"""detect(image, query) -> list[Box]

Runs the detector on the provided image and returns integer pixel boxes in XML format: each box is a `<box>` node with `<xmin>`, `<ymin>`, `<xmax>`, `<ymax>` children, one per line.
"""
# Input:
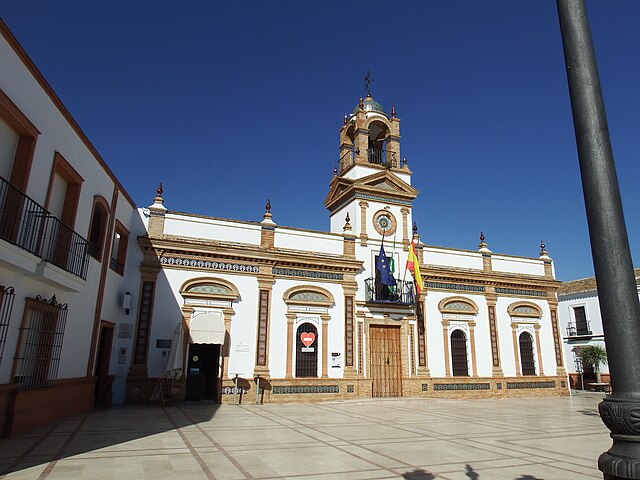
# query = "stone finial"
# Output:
<box><xmin>343</xmin><ymin>114</ymin><xmax>348</xmax><ymax>125</ymax></box>
<box><xmin>262</xmin><ymin>199</ymin><xmax>275</xmax><ymax>225</ymax></box>
<box><xmin>343</xmin><ymin>212</ymin><xmax>352</xmax><ymax>232</ymax></box>
<box><xmin>149</xmin><ymin>181</ymin><xmax>167</xmax><ymax>212</ymax></box>
<box><xmin>540</xmin><ymin>239</ymin><xmax>550</xmax><ymax>258</ymax></box>
<box><xmin>333</xmin><ymin>167</ymin><xmax>337</xmax><ymax>176</ymax></box>
<box><xmin>391</xmin><ymin>104</ymin><xmax>396</xmax><ymax>118</ymax></box>
<box><xmin>402</xmin><ymin>157</ymin><xmax>407</xmax><ymax>166</ymax></box>
<box><xmin>359</xmin><ymin>97</ymin><xmax>364</xmax><ymax>109</ymax></box>
<box><xmin>413</xmin><ymin>222</ymin><xmax>418</xmax><ymax>235</ymax></box>
<box><xmin>479</xmin><ymin>231</ymin><xmax>491</xmax><ymax>253</ymax></box>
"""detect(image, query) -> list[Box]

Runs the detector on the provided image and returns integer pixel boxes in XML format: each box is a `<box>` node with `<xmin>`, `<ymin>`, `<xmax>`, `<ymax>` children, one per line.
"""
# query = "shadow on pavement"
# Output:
<box><xmin>401</xmin><ymin>464</ymin><xmax>544</xmax><ymax>479</ymax></box>
<box><xmin>0</xmin><ymin>403</ymin><xmax>219</xmax><ymax>476</ymax></box>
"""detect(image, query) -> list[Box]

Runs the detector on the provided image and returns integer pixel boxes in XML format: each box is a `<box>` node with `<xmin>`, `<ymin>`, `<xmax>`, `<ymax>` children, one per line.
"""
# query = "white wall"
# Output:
<box><xmin>163</xmin><ymin>214</ymin><xmax>262</xmax><ymax>245</ymax></box>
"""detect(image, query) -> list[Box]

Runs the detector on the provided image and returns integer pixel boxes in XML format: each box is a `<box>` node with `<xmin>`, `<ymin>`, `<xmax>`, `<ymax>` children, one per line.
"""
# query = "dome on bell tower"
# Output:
<box><xmin>352</xmin><ymin>95</ymin><xmax>388</xmax><ymax>118</ymax></box>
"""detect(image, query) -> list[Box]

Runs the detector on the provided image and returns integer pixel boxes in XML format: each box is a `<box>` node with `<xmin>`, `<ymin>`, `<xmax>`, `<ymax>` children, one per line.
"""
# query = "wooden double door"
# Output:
<box><xmin>370</xmin><ymin>325</ymin><xmax>402</xmax><ymax>397</ymax></box>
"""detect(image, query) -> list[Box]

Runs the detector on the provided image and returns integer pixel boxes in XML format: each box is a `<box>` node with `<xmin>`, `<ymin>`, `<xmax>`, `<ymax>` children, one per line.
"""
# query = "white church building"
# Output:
<box><xmin>0</xmin><ymin>18</ymin><xmax>568</xmax><ymax>436</ymax></box>
<box><xmin>125</xmin><ymin>95</ymin><xmax>568</xmax><ymax>405</ymax></box>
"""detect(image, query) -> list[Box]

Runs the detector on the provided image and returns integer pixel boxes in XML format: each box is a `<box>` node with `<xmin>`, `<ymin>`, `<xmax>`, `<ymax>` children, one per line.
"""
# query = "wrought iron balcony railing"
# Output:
<box><xmin>367</xmin><ymin>148</ymin><xmax>398</xmax><ymax>168</ymax></box>
<box><xmin>0</xmin><ymin>176</ymin><xmax>89</xmax><ymax>280</ymax></box>
<box><xmin>365</xmin><ymin>278</ymin><xmax>415</xmax><ymax>305</ymax></box>
<box><xmin>566</xmin><ymin>321</ymin><xmax>593</xmax><ymax>337</ymax></box>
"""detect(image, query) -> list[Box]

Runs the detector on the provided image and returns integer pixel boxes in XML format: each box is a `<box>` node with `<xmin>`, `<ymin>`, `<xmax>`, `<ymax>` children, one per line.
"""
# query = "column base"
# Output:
<box><xmin>343</xmin><ymin>366</ymin><xmax>357</xmax><ymax>378</ymax></box>
<box><xmin>417</xmin><ymin>366</ymin><xmax>431</xmax><ymax>377</ymax></box>
<box><xmin>492</xmin><ymin>367</ymin><xmax>504</xmax><ymax>377</ymax></box>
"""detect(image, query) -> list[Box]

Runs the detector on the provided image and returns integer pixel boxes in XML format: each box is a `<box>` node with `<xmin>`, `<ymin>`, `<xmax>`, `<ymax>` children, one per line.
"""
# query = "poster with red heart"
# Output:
<box><xmin>300</xmin><ymin>332</ymin><xmax>315</xmax><ymax>348</ymax></box>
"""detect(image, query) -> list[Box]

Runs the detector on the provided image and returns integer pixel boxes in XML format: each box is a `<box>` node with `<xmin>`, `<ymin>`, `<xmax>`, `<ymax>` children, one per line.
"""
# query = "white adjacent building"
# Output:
<box><xmin>557</xmin><ymin>269</ymin><xmax>640</xmax><ymax>389</ymax></box>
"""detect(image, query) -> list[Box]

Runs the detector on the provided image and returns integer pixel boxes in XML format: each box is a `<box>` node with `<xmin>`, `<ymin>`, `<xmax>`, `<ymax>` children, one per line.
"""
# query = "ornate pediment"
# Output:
<box><xmin>324</xmin><ymin>170</ymin><xmax>418</xmax><ymax>212</ymax></box>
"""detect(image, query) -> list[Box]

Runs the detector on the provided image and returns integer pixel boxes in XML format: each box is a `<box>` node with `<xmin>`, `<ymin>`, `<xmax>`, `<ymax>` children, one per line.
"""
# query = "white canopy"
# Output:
<box><xmin>189</xmin><ymin>312</ymin><xmax>225</xmax><ymax>344</ymax></box>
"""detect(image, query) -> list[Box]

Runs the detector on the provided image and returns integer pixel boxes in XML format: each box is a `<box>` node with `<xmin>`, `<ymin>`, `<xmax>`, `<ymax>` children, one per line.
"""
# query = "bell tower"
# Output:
<box><xmin>324</xmin><ymin>91</ymin><xmax>418</xmax><ymax>250</ymax></box>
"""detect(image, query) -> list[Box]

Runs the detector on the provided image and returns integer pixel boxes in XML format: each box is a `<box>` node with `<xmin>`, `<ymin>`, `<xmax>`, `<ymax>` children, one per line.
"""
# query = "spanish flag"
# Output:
<box><xmin>406</xmin><ymin>242</ymin><xmax>423</xmax><ymax>294</ymax></box>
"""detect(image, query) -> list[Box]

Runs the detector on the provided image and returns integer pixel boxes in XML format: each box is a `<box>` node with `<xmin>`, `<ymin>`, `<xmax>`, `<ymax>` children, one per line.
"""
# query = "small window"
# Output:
<box><xmin>450</xmin><ymin>329</ymin><xmax>469</xmax><ymax>377</ymax></box>
<box><xmin>110</xmin><ymin>221</ymin><xmax>129</xmax><ymax>275</ymax></box>
<box><xmin>87</xmin><ymin>196</ymin><xmax>110</xmax><ymax>260</ymax></box>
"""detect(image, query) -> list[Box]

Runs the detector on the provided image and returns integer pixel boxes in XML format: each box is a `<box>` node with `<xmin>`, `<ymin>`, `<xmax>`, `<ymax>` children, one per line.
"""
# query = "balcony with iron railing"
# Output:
<box><xmin>0</xmin><ymin>176</ymin><xmax>89</xmax><ymax>280</ymax></box>
<box><xmin>367</xmin><ymin>148</ymin><xmax>399</xmax><ymax>168</ymax></box>
<box><xmin>364</xmin><ymin>278</ymin><xmax>415</xmax><ymax>305</ymax></box>
<box><xmin>566</xmin><ymin>320</ymin><xmax>593</xmax><ymax>337</ymax></box>
<box><xmin>337</xmin><ymin>147</ymin><xmax>406</xmax><ymax>174</ymax></box>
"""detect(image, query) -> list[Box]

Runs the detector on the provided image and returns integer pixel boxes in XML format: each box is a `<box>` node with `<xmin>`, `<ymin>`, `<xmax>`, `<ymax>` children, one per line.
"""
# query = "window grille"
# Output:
<box><xmin>0</xmin><ymin>285</ymin><xmax>16</xmax><ymax>366</ymax></box>
<box><xmin>519</xmin><ymin>331</ymin><xmax>536</xmax><ymax>376</ymax></box>
<box><xmin>13</xmin><ymin>295</ymin><xmax>68</xmax><ymax>389</ymax></box>
<box><xmin>295</xmin><ymin>323</ymin><xmax>318</xmax><ymax>378</ymax></box>
<box><xmin>450</xmin><ymin>329</ymin><xmax>469</xmax><ymax>376</ymax></box>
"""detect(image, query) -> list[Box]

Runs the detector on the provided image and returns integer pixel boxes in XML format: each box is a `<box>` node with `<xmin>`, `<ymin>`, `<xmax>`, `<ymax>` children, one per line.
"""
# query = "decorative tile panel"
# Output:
<box><xmin>134</xmin><ymin>281</ymin><xmax>155</xmax><ymax>364</ymax></box>
<box><xmin>550</xmin><ymin>309</ymin><xmax>563</xmax><ymax>367</ymax></box>
<box><xmin>488</xmin><ymin>305</ymin><xmax>500</xmax><ymax>368</ymax></box>
<box><xmin>434</xmin><ymin>383</ymin><xmax>491</xmax><ymax>391</ymax></box>
<box><xmin>345</xmin><ymin>296</ymin><xmax>354</xmax><ymax>366</ymax></box>
<box><xmin>426</xmin><ymin>282</ymin><xmax>485</xmax><ymax>293</ymax></box>
<box><xmin>187</xmin><ymin>284</ymin><xmax>232</xmax><ymax>295</ymax></box>
<box><xmin>417</xmin><ymin>300</ymin><xmax>426</xmax><ymax>367</ymax></box>
<box><xmin>496</xmin><ymin>288</ymin><xmax>546</xmax><ymax>297</ymax></box>
<box><xmin>506</xmin><ymin>381</ymin><xmax>555</xmax><ymax>389</ymax></box>
<box><xmin>273</xmin><ymin>268</ymin><xmax>343</xmax><ymax>281</ymax></box>
<box><xmin>160</xmin><ymin>256</ymin><xmax>259</xmax><ymax>273</ymax></box>
<box><xmin>290</xmin><ymin>292</ymin><xmax>330</xmax><ymax>302</ymax></box>
<box><xmin>272</xmin><ymin>385</ymin><xmax>339</xmax><ymax>394</ymax></box>
<box><xmin>422</xmin><ymin>384</ymin><xmax>428</xmax><ymax>392</ymax></box>
<box><xmin>256</xmin><ymin>290</ymin><xmax>269</xmax><ymax>366</ymax></box>
<box><xmin>347</xmin><ymin>385</ymin><xmax>354</xmax><ymax>393</ymax></box>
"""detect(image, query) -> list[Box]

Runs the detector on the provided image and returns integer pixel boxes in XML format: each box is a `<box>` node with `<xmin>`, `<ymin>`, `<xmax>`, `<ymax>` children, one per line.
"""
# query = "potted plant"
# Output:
<box><xmin>580</xmin><ymin>345</ymin><xmax>608</xmax><ymax>384</ymax></box>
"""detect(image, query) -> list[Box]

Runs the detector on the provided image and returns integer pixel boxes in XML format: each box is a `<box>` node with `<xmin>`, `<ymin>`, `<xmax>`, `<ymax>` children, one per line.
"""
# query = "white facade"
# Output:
<box><xmin>557</xmin><ymin>270</ymin><xmax>640</xmax><ymax>388</ymax></box>
<box><xmin>0</xmin><ymin>21</ymin><xmax>142</xmax><ymax>435</ymax></box>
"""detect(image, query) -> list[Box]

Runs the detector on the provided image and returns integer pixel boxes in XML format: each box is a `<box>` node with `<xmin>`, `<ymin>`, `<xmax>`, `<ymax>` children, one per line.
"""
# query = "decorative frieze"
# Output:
<box><xmin>272</xmin><ymin>385</ymin><xmax>339</xmax><ymax>394</ymax></box>
<box><xmin>426</xmin><ymin>282</ymin><xmax>485</xmax><ymax>293</ymax></box>
<box><xmin>160</xmin><ymin>256</ymin><xmax>259</xmax><ymax>273</ymax></box>
<box><xmin>496</xmin><ymin>287</ymin><xmax>546</xmax><ymax>297</ymax></box>
<box><xmin>507</xmin><ymin>381</ymin><xmax>555</xmax><ymax>389</ymax></box>
<box><xmin>273</xmin><ymin>268</ymin><xmax>343</xmax><ymax>281</ymax></box>
<box><xmin>434</xmin><ymin>383</ymin><xmax>491</xmax><ymax>391</ymax></box>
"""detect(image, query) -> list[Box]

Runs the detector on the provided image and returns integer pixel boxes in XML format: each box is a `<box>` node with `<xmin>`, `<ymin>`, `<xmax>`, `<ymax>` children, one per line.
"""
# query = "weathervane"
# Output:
<box><xmin>364</xmin><ymin>71</ymin><xmax>373</xmax><ymax>97</ymax></box>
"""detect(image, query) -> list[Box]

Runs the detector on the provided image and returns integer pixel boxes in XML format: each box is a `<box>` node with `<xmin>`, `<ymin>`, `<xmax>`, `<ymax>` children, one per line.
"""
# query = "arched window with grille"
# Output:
<box><xmin>519</xmin><ymin>331</ymin><xmax>536</xmax><ymax>376</ymax></box>
<box><xmin>295</xmin><ymin>322</ymin><xmax>318</xmax><ymax>378</ymax></box>
<box><xmin>450</xmin><ymin>329</ymin><xmax>469</xmax><ymax>377</ymax></box>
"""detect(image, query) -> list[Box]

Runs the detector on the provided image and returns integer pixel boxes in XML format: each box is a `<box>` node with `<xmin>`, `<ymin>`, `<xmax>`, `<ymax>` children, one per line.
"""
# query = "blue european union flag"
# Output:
<box><xmin>376</xmin><ymin>244</ymin><xmax>397</xmax><ymax>286</ymax></box>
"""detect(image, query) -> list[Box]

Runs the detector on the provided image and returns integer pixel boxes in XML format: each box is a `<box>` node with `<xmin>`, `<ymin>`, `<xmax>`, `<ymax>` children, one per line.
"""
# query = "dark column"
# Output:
<box><xmin>557</xmin><ymin>1</ymin><xmax>640</xmax><ymax>478</ymax></box>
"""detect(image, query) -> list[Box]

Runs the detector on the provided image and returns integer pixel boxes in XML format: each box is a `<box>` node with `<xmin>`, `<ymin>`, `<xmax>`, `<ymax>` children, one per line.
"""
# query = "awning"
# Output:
<box><xmin>189</xmin><ymin>312</ymin><xmax>226</xmax><ymax>344</ymax></box>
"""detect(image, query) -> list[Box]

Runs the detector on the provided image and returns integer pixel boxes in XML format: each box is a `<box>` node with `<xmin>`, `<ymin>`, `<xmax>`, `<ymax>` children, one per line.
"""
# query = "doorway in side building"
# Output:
<box><xmin>369</xmin><ymin>325</ymin><xmax>402</xmax><ymax>397</ymax></box>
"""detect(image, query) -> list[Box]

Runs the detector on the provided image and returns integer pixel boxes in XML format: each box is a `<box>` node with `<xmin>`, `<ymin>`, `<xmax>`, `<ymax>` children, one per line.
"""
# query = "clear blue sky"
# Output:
<box><xmin>2</xmin><ymin>1</ymin><xmax>639</xmax><ymax>281</ymax></box>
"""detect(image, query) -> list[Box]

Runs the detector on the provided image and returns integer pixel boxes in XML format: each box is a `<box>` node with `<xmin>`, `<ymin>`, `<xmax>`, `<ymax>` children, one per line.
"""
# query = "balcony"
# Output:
<box><xmin>0</xmin><ymin>176</ymin><xmax>89</xmax><ymax>279</ymax></box>
<box><xmin>367</xmin><ymin>148</ymin><xmax>399</xmax><ymax>168</ymax></box>
<box><xmin>365</xmin><ymin>278</ymin><xmax>415</xmax><ymax>305</ymax></box>
<box><xmin>566</xmin><ymin>321</ymin><xmax>593</xmax><ymax>337</ymax></box>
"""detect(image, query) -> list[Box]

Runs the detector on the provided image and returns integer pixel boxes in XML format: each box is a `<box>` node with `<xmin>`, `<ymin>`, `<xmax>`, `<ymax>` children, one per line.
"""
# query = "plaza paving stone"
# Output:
<box><xmin>0</xmin><ymin>392</ymin><xmax>610</xmax><ymax>479</ymax></box>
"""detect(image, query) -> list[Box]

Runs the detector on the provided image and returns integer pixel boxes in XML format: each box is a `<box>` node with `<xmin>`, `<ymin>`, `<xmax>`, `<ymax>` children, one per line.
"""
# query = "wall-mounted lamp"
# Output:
<box><xmin>122</xmin><ymin>292</ymin><xmax>132</xmax><ymax>315</ymax></box>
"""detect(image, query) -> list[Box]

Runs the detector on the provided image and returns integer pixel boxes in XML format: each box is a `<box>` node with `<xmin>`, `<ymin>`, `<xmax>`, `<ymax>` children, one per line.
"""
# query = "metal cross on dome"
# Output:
<box><xmin>364</xmin><ymin>71</ymin><xmax>373</xmax><ymax>97</ymax></box>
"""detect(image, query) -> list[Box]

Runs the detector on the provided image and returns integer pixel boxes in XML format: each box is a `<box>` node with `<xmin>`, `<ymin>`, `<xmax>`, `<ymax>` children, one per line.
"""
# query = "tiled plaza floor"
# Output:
<box><xmin>0</xmin><ymin>392</ymin><xmax>611</xmax><ymax>479</ymax></box>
